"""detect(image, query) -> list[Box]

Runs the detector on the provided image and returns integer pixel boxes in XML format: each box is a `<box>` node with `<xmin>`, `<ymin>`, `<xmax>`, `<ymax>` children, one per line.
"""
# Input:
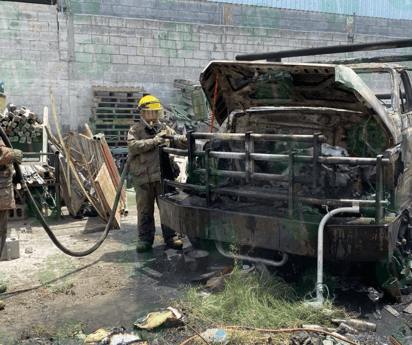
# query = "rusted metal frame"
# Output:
<box><xmin>162</xmin><ymin>178</ymin><xmax>389</xmax><ymax>207</ymax></box>
<box><xmin>313</xmin><ymin>133</ymin><xmax>320</xmax><ymax>188</ymax></box>
<box><xmin>192</xmin><ymin>132</ymin><xmax>326</xmax><ymax>142</ymax></box>
<box><xmin>212</xmin><ymin>187</ymin><xmax>388</xmax><ymax>206</ymax></box>
<box><xmin>245</xmin><ymin>131</ymin><xmax>254</xmax><ymax>183</ymax></box>
<box><xmin>376</xmin><ymin>155</ymin><xmax>384</xmax><ymax>222</ymax></box>
<box><xmin>286</xmin><ymin>146</ymin><xmax>294</xmax><ymax>210</ymax></box>
<box><xmin>163</xmin><ymin>148</ymin><xmax>189</xmax><ymax>156</ymax></box>
<box><xmin>205</xmin><ymin>148</ymin><xmax>211</xmax><ymax>207</ymax></box>
<box><xmin>159</xmin><ymin>146</ymin><xmax>165</xmax><ymax>197</ymax></box>
<box><xmin>194</xmin><ymin>168</ymin><xmax>318</xmax><ymax>184</ymax></box>
<box><xmin>163</xmin><ymin>179</ymin><xmax>207</xmax><ymax>192</ymax></box>
<box><xmin>192</xmin><ymin>151</ymin><xmax>390</xmax><ymax>166</ymax></box>
<box><xmin>187</xmin><ymin>130</ymin><xmax>195</xmax><ymax>177</ymax></box>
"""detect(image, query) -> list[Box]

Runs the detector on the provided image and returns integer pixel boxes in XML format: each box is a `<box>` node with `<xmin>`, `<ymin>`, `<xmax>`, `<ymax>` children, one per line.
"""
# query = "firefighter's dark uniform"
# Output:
<box><xmin>127</xmin><ymin>120</ymin><xmax>187</xmax><ymax>249</ymax></box>
<box><xmin>0</xmin><ymin>138</ymin><xmax>19</xmax><ymax>239</ymax></box>
<box><xmin>0</xmin><ymin>137</ymin><xmax>22</xmax><ymax>309</ymax></box>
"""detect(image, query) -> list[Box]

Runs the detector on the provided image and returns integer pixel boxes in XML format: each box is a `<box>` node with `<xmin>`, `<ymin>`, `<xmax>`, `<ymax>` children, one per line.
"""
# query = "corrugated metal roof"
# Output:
<box><xmin>208</xmin><ymin>0</ymin><xmax>412</xmax><ymax>20</ymax></box>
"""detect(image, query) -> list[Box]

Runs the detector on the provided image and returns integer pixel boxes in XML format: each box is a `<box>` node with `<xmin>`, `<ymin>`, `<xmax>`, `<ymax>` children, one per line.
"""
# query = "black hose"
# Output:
<box><xmin>0</xmin><ymin>125</ymin><xmax>131</xmax><ymax>257</ymax></box>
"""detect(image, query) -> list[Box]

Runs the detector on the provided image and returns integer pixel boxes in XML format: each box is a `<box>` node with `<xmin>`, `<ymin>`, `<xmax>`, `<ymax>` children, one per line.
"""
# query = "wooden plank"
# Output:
<box><xmin>92</xmin><ymin>85</ymin><xmax>145</xmax><ymax>93</ymax></box>
<box><xmin>95</xmin><ymin>163</ymin><xmax>121</xmax><ymax>228</ymax></box>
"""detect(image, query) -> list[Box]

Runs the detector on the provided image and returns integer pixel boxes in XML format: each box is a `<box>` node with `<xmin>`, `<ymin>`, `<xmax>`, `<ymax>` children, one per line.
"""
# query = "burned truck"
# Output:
<box><xmin>158</xmin><ymin>40</ymin><xmax>412</xmax><ymax>294</ymax></box>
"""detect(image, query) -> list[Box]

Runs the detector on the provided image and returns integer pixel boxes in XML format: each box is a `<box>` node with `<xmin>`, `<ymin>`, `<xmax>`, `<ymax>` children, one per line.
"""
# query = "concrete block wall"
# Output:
<box><xmin>92</xmin><ymin>0</ymin><xmax>412</xmax><ymax>37</ymax></box>
<box><xmin>2</xmin><ymin>1</ymin><xmax>412</xmax><ymax>135</ymax></box>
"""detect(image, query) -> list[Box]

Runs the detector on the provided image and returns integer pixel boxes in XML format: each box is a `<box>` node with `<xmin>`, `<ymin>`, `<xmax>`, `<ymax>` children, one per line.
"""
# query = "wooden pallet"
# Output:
<box><xmin>91</xmin><ymin>85</ymin><xmax>147</xmax><ymax>149</ymax></box>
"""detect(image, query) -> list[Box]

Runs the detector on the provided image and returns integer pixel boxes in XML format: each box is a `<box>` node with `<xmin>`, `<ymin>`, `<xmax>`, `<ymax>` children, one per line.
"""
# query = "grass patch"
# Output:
<box><xmin>175</xmin><ymin>265</ymin><xmax>350</xmax><ymax>331</ymax></box>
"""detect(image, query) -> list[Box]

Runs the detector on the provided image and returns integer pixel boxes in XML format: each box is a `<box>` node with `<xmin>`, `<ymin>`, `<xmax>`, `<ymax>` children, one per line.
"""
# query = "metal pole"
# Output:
<box><xmin>236</xmin><ymin>38</ymin><xmax>412</xmax><ymax>61</ymax></box>
<box><xmin>313</xmin><ymin>133</ymin><xmax>320</xmax><ymax>188</ymax></box>
<box><xmin>205</xmin><ymin>148</ymin><xmax>211</xmax><ymax>207</ymax></box>
<box><xmin>376</xmin><ymin>155</ymin><xmax>383</xmax><ymax>222</ymax></box>
<box><xmin>159</xmin><ymin>146</ymin><xmax>165</xmax><ymax>196</ymax></box>
<box><xmin>245</xmin><ymin>131</ymin><xmax>253</xmax><ymax>183</ymax></box>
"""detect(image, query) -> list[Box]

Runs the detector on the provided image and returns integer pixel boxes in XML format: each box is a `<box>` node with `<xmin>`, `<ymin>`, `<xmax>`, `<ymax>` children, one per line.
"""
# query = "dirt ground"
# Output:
<box><xmin>0</xmin><ymin>190</ymin><xmax>410</xmax><ymax>344</ymax></box>
<box><xmin>0</xmin><ymin>191</ymin><xmax>235</xmax><ymax>344</ymax></box>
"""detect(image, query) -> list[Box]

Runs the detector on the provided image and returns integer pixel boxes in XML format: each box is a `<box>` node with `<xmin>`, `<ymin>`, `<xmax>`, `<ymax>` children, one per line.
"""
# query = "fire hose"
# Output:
<box><xmin>0</xmin><ymin>125</ymin><xmax>131</xmax><ymax>257</ymax></box>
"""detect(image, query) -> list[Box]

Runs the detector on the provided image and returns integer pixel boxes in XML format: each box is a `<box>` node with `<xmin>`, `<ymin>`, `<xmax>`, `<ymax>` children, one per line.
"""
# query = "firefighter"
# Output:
<box><xmin>127</xmin><ymin>95</ymin><xmax>187</xmax><ymax>252</ymax></box>
<box><xmin>0</xmin><ymin>78</ymin><xmax>23</xmax><ymax>309</ymax></box>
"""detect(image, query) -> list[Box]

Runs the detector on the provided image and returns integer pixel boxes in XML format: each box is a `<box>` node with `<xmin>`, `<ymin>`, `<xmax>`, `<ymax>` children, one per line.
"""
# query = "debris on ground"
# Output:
<box><xmin>134</xmin><ymin>307</ymin><xmax>187</xmax><ymax>330</ymax></box>
<box><xmin>85</xmin><ymin>327</ymin><xmax>145</xmax><ymax>344</ymax></box>
<box><xmin>199</xmin><ymin>328</ymin><xmax>228</xmax><ymax>344</ymax></box>
<box><xmin>204</xmin><ymin>264</ymin><xmax>255</xmax><ymax>293</ymax></box>
<box><xmin>331</xmin><ymin>319</ymin><xmax>377</xmax><ymax>333</ymax></box>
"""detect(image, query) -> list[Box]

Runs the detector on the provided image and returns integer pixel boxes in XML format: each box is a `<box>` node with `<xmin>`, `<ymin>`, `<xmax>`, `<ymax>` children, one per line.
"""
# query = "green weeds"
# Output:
<box><xmin>176</xmin><ymin>265</ymin><xmax>349</xmax><ymax>330</ymax></box>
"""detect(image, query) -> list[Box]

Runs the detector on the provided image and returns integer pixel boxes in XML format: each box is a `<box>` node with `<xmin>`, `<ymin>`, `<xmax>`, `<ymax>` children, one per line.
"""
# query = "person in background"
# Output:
<box><xmin>0</xmin><ymin>77</ymin><xmax>23</xmax><ymax>309</ymax></box>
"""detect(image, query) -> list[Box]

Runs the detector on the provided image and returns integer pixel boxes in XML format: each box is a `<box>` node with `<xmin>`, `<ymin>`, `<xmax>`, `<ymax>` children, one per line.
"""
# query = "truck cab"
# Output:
<box><xmin>158</xmin><ymin>59</ymin><xmax>412</xmax><ymax>295</ymax></box>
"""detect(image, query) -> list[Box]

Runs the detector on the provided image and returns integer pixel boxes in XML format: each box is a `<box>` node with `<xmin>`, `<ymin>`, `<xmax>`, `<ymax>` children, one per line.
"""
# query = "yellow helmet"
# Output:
<box><xmin>138</xmin><ymin>95</ymin><xmax>164</xmax><ymax>122</ymax></box>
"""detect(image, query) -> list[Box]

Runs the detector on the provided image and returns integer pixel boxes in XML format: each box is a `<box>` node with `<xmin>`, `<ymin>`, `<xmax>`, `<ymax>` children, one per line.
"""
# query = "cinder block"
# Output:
<box><xmin>30</xmin><ymin>41</ymin><xmax>50</xmax><ymax>51</ymax></box>
<box><xmin>125</xmin><ymin>18</ymin><xmax>144</xmax><ymax>29</ymax></box>
<box><xmin>47</xmin><ymin>21</ymin><xmax>58</xmax><ymax>32</ymax></box>
<box><xmin>8</xmin><ymin>204</ymin><xmax>26</xmax><ymax>220</ymax></box>
<box><xmin>102</xmin><ymin>26</ymin><xmax>119</xmax><ymax>36</ymax></box>
<box><xmin>110</xmin><ymin>36</ymin><xmax>127</xmax><ymax>45</ymax></box>
<box><xmin>144</xmin><ymin>56</ymin><xmax>161</xmax><ymax>65</ymax></box>
<box><xmin>40</xmin><ymin>31</ymin><xmax>58</xmax><ymax>42</ymax></box>
<box><xmin>24</xmin><ymin>31</ymin><xmax>40</xmax><ymax>41</ymax></box>
<box><xmin>109</xmin><ymin>17</ymin><xmax>124</xmax><ymax>27</ymax></box>
<box><xmin>22</xmin><ymin>11</ymin><xmax>38</xmax><ymax>21</ymax></box>
<box><xmin>112</xmin><ymin>54</ymin><xmax>127</xmax><ymax>63</ymax></box>
<box><xmin>206</xmin><ymin>34</ymin><xmax>220</xmax><ymax>43</ymax></box>
<box><xmin>75</xmin><ymin>52</ymin><xmax>93</xmax><ymax>62</ymax></box>
<box><xmin>144</xmin><ymin>20</ymin><xmax>160</xmax><ymax>30</ymax></box>
<box><xmin>127</xmin><ymin>37</ymin><xmax>143</xmax><ymax>46</ymax></box>
<box><xmin>169</xmin><ymin>58</ymin><xmax>185</xmax><ymax>67</ymax></box>
<box><xmin>118</xmin><ymin>28</ymin><xmax>136</xmax><ymax>37</ymax></box>
<box><xmin>92</xmin><ymin>15</ymin><xmax>109</xmax><ymax>26</ymax></box>
<box><xmin>119</xmin><ymin>46</ymin><xmax>137</xmax><ymax>55</ymax></box>
<box><xmin>184</xmin><ymin>58</ymin><xmax>200</xmax><ymax>67</ymax></box>
<box><xmin>128</xmin><ymin>56</ymin><xmax>144</xmax><ymax>64</ymax></box>
<box><xmin>75</xmin><ymin>33</ymin><xmax>92</xmax><ymax>42</ymax></box>
<box><xmin>193</xmin><ymin>50</ymin><xmax>209</xmax><ymax>60</ymax></box>
<box><xmin>38</xmin><ymin>12</ymin><xmax>56</xmax><ymax>23</ymax></box>
<box><xmin>47</xmin><ymin>51</ymin><xmax>60</xmax><ymax>61</ymax></box>
<box><xmin>83</xmin><ymin>24</ymin><xmax>103</xmax><ymax>36</ymax></box>
<box><xmin>0</xmin><ymin>237</ymin><xmax>20</xmax><ymax>261</ymax></box>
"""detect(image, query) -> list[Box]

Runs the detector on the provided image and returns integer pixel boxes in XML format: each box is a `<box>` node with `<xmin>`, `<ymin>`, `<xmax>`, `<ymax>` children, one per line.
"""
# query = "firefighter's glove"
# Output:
<box><xmin>153</xmin><ymin>132</ymin><xmax>167</xmax><ymax>146</ymax></box>
<box><xmin>13</xmin><ymin>149</ymin><xmax>23</xmax><ymax>165</ymax></box>
<box><xmin>177</xmin><ymin>135</ymin><xmax>187</xmax><ymax>143</ymax></box>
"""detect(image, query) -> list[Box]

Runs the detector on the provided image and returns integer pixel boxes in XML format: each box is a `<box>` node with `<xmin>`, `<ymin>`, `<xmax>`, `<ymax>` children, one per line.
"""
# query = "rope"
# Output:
<box><xmin>210</xmin><ymin>73</ymin><xmax>219</xmax><ymax>133</ymax></box>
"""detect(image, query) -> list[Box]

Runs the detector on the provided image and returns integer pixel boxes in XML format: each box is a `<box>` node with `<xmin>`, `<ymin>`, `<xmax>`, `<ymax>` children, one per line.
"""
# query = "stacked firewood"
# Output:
<box><xmin>0</xmin><ymin>103</ymin><xmax>43</xmax><ymax>143</ymax></box>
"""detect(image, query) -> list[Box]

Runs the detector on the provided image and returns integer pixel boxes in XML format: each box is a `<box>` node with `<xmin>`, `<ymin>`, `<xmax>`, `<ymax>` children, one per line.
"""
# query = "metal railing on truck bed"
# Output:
<box><xmin>159</xmin><ymin>131</ymin><xmax>390</xmax><ymax>222</ymax></box>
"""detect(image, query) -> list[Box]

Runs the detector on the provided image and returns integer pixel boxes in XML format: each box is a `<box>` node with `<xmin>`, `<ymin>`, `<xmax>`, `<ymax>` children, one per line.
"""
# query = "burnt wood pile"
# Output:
<box><xmin>0</xmin><ymin>104</ymin><xmax>43</xmax><ymax>144</ymax></box>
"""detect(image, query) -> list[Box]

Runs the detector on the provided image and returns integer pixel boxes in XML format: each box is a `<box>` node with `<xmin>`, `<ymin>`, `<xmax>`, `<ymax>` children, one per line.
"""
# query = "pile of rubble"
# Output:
<box><xmin>0</xmin><ymin>104</ymin><xmax>42</xmax><ymax>144</ymax></box>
